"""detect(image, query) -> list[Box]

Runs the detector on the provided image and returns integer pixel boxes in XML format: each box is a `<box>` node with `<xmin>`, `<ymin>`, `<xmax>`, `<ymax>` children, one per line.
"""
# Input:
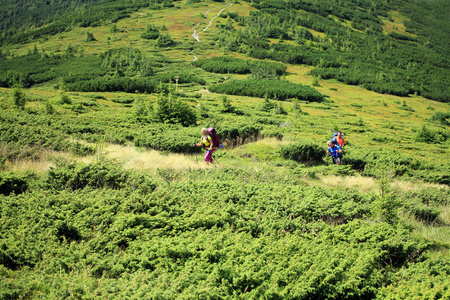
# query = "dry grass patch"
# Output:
<box><xmin>319</xmin><ymin>175</ymin><xmax>377</xmax><ymax>193</ymax></box>
<box><xmin>103</xmin><ymin>144</ymin><xmax>207</xmax><ymax>173</ymax></box>
<box><xmin>4</xmin><ymin>150</ymin><xmax>78</xmax><ymax>174</ymax></box>
<box><xmin>382</xmin><ymin>11</ymin><xmax>415</xmax><ymax>36</ymax></box>
<box><xmin>391</xmin><ymin>180</ymin><xmax>450</xmax><ymax>193</ymax></box>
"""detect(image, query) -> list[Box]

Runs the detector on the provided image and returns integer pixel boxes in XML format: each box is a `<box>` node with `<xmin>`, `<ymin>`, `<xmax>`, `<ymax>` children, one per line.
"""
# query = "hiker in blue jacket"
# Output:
<box><xmin>327</xmin><ymin>140</ymin><xmax>343</xmax><ymax>165</ymax></box>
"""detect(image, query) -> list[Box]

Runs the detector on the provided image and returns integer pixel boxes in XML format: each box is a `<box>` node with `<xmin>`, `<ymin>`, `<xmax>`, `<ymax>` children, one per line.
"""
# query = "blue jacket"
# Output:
<box><xmin>328</xmin><ymin>144</ymin><xmax>342</xmax><ymax>157</ymax></box>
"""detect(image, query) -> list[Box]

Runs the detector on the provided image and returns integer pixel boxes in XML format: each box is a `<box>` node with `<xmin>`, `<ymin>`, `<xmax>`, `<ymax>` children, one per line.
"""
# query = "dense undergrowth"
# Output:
<box><xmin>0</xmin><ymin>162</ymin><xmax>448</xmax><ymax>299</ymax></box>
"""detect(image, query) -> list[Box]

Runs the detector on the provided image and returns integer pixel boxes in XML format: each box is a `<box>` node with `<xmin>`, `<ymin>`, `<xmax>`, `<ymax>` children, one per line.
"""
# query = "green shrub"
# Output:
<box><xmin>415</xmin><ymin>125</ymin><xmax>448</xmax><ymax>144</ymax></box>
<box><xmin>44</xmin><ymin>161</ymin><xmax>157</xmax><ymax>192</ymax></box>
<box><xmin>410</xmin><ymin>205</ymin><xmax>440</xmax><ymax>224</ymax></box>
<box><xmin>209</xmin><ymin>79</ymin><xmax>324</xmax><ymax>102</ymax></box>
<box><xmin>60</xmin><ymin>93</ymin><xmax>72</xmax><ymax>105</ymax></box>
<box><xmin>12</xmin><ymin>89</ymin><xmax>26</xmax><ymax>109</ymax></box>
<box><xmin>280</xmin><ymin>141</ymin><xmax>325</xmax><ymax>165</ymax></box>
<box><xmin>429</xmin><ymin>112</ymin><xmax>450</xmax><ymax>126</ymax></box>
<box><xmin>402</xmin><ymin>188</ymin><xmax>450</xmax><ymax>206</ymax></box>
<box><xmin>157</xmin><ymin>34</ymin><xmax>175</xmax><ymax>47</ymax></box>
<box><xmin>154</xmin><ymin>94</ymin><xmax>197</xmax><ymax>127</ymax></box>
<box><xmin>192</xmin><ymin>56</ymin><xmax>286</xmax><ymax>75</ymax></box>
<box><xmin>45</xmin><ymin>101</ymin><xmax>54</xmax><ymax>114</ymax></box>
<box><xmin>141</xmin><ymin>32</ymin><xmax>159</xmax><ymax>40</ymax></box>
<box><xmin>0</xmin><ymin>172</ymin><xmax>28</xmax><ymax>195</ymax></box>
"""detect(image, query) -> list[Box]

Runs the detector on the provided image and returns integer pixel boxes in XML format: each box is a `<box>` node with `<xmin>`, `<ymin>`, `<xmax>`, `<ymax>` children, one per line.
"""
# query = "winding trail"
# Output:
<box><xmin>191</xmin><ymin>1</ymin><xmax>232</xmax><ymax>61</ymax></box>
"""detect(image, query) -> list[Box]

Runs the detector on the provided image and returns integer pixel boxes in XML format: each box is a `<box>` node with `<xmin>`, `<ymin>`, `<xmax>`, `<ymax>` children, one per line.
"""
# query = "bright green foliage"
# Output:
<box><xmin>280</xmin><ymin>141</ymin><xmax>325</xmax><ymax>165</ymax></box>
<box><xmin>377</xmin><ymin>256</ymin><xmax>450</xmax><ymax>299</ymax></box>
<box><xmin>0</xmin><ymin>0</ymin><xmax>449</xmax><ymax>297</ymax></box>
<box><xmin>0</xmin><ymin>165</ymin><xmax>443</xmax><ymax>298</ymax></box>
<box><xmin>345</xmin><ymin>148</ymin><xmax>450</xmax><ymax>185</ymax></box>
<box><xmin>0</xmin><ymin>111</ymin><xmax>96</xmax><ymax>160</ymax></box>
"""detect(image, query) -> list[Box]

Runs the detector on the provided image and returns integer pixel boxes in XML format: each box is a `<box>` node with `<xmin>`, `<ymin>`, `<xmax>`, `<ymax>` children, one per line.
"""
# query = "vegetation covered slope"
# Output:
<box><xmin>0</xmin><ymin>0</ymin><xmax>449</xmax><ymax>298</ymax></box>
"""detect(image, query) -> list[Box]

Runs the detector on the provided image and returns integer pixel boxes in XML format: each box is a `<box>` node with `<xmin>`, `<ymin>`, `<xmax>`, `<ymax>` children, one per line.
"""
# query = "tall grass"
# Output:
<box><xmin>402</xmin><ymin>209</ymin><xmax>450</xmax><ymax>248</ymax></box>
<box><xmin>103</xmin><ymin>144</ymin><xmax>207</xmax><ymax>172</ymax></box>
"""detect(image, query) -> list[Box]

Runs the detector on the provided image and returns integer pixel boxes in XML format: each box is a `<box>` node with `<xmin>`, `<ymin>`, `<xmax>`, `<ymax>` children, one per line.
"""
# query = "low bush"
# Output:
<box><xmin>192</xmin><ymin>56</ymin><xmax>287</xmax><ymax>75</ymax></box>
<box><xmin>415</xmin><ymin>126</ymin><xmax>448</xmax><ymax>144</ymax></box>
<box><xmin>429</xmin><ymin>112</ymin><xmax>450</xmax><ymax>126</ymax></box>
<box><xmin>44</xmin><ymin>161</ymin><xmax>157</xmax><ymax>193</ymax></box>
<box><xmin>280</xmin><ymin>141</ymin><xmax>325</xmax><ymax>165</ymax></box>
<box><xmin>0</xmin><ymin>172</ymin><xmax>28</xmax><ymax>195</ymax></box>
<box><xmin>209</xmin><ymin>79</ymin><xmax>324</xmax><ymax>102</ymax></box>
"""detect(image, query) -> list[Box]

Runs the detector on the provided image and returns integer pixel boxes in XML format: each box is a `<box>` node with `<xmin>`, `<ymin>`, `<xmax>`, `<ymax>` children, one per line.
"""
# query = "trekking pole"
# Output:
<box><xmin>193</xmin><ymin>143</ymin><xmax>199</xmax><ymax>164</ymax></box>
<box><xmin>213</xmin><ymin>144</ymin><xmax>223</xmax><ymax>165</ymax></box>
<box><xmin>213</xmin><ymin>153</ymin><xmax>220</xmax><ymax>165</ymax></box>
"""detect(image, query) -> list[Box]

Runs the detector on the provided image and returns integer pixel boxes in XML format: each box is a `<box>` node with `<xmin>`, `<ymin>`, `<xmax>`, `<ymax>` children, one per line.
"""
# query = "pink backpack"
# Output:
<box><xmin>207</xmin><ymin>127</ymin><xmax>221</xmax><ymax>148</ymax></box>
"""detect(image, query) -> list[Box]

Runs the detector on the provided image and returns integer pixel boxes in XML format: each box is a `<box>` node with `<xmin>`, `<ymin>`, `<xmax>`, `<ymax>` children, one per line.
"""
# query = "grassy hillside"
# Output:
<box><xmin>0</xmin><ymin>0</ymin><xmax>449</xmax><ymax>298</ymax></box>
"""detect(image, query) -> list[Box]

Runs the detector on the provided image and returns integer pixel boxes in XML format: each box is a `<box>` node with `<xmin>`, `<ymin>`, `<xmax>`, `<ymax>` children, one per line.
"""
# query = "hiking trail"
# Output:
<box><xmin>191</xmin><ymin>0</ymin><xmax>232</xmax><ymax>61</ymax></box>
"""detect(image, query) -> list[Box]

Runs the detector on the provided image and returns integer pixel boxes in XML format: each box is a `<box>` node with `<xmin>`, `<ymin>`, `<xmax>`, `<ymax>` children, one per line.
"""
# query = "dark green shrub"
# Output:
<box><xmin>45</xmin><ymin>101</ymin><xmax>54</xmax><ymax>114</ymax></box>
<box><xmin>262</xmin><ymin>129</ymin><xmax>283</xmax><ymax>140</ymax></box>
<box><xmin>44</xmin><ymin>161</ymin><xmax>157</xmax><ymax>192</ymax></box>
<box><xmin>55</xmin><ymin>221</ymin><xmax>82</xmax><ymax>243</ymax></box>
<box><xmin>86</xmin><ymin>32</ymin><xmax>96</xmax><ymax>42</ymax></box>
<box><xmin>280</xmin><ymin>141</ymin><xmax>325</xmax><ymax>165</ymax></box>
<box><xmin>415</xmin><ymin>125</ymin><xmax>448</xmax><ymax>144</ymax></box>
<box><xmin>429</xmin><ymin>112</ymin><xmax>449</xmax><ymax>126</ymax></box>
<box><xmin>60</xmin><ymin>94</ymin><xmax>72</xmax><ymax>105</ymax></box>
<box><xmin>157</xmin><ymin>34</ymin><xmax>175</xmax><ymax>47</ymax></box>
<box><xmin>411</xmin><ymin>205</ymin><xmax>440</xmax><ymax>224</ymax></box>
<box><xmin>12</xmin><ymin>89</ymin><xmax>26</xmax><ymax>109</ymax></box>
<box><xmin>0</xmin><ymin>172</ymin><xmax>28</xmax><ymax>195</ymax></box>
<box><xmin>209</xmin><ymin>79</ymin><xmax>324</xmax><ymax>102</ymax></box>
<box><xmin>154</xmin><ymin>95</ymin><xmax>197</xmax><ymax>127</ymax></box>
<box><xmin>402</xmin><ymin>188</ymin><xmax>450</xmax><ymax>206</ymax></box>
<box><xmin>258</xmin><ymin>97</ymin><xmax>276</xmax><ymax>112</ymax></box>
<box><xmin>192</xmin><ymin>56</ymin><xmax>286</xmax><ymax>75</ymax></box>
<box><xmin>141</xmin><ymin>31</ymin><xmax>160</xmax><ymax>39</ymax></box>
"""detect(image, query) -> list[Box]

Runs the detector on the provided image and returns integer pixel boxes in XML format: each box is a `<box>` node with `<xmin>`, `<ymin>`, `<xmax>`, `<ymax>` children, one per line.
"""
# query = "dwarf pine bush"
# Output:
<box><xmin>280</xmin><ymin>141</ymin><xmax>325</xmax><ymax>165</ymax></box>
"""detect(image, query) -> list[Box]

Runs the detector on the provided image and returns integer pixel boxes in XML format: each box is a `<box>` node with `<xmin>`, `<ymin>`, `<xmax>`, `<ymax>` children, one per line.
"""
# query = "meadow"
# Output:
<box><xmin>0</xmin><ymin>0</ymin><xmax>449</xmax><ymax>298</ymax></box>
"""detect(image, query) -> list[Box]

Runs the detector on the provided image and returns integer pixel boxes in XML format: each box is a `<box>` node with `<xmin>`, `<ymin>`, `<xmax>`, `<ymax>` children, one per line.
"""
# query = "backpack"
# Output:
<box><xmin>207</xmin><ymin>127</ymin><xmax>221</xmax><ymax>148</ymax></box>
<box><xmin>331</xmin><ymin>132</ymin><xmax>344</xmax><ymax>145</ymax></box>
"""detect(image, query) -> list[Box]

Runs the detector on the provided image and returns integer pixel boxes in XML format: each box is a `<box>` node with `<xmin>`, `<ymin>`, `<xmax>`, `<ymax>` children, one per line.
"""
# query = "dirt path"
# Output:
<box><xmin>191</xmin><ymin>1</ymin><xmax>232</xmax><ymax>60</ymax></box>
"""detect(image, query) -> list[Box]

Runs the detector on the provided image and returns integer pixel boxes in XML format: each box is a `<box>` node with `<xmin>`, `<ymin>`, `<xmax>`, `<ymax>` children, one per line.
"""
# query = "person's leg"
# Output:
<box><xmin>204</xmin><ymin>149</ymin><xmax>214</xmax><ymax>165</ymax></box>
